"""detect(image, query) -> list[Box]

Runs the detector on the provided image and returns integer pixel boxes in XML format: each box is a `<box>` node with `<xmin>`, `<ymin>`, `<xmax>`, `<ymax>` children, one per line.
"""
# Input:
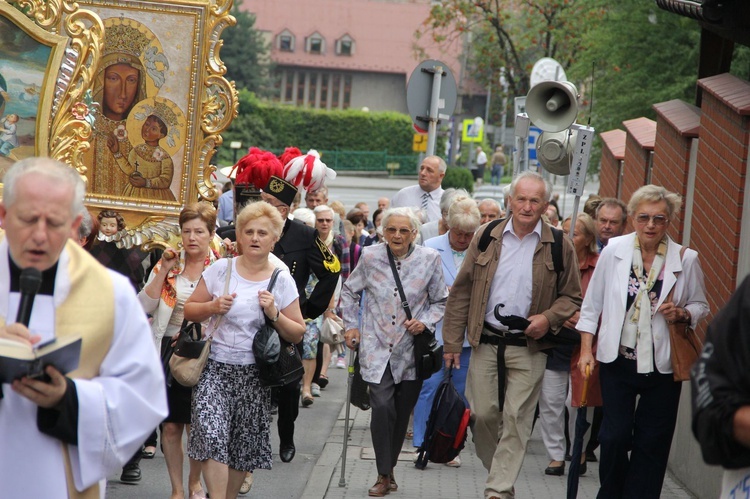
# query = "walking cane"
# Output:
<box><xmin>339</xmin><ymin>339</ymin><xmax>357</xmax><ymax>487</ymax></box>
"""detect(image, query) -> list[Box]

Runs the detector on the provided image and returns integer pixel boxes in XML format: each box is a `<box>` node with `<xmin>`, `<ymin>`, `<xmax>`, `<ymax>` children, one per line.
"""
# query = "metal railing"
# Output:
<box><xmin>317</xmin><ymin>150</ymin><xmax>420</xmax><ymax>176</ymax></box>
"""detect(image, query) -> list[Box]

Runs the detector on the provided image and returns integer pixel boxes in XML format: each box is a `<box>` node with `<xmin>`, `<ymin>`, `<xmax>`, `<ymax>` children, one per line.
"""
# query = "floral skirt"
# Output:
<box><xmin>188</xmin><ymin>359</ymin><xmax>272</xmax><ymax>471</ymax></box>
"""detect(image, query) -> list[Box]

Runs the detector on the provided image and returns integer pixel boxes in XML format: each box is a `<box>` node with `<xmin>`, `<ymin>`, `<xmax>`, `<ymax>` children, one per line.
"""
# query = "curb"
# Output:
<box><xmin>301</xmin><ymin>403</ymin><xmax>351</xmax><ymax>499</ymax></box>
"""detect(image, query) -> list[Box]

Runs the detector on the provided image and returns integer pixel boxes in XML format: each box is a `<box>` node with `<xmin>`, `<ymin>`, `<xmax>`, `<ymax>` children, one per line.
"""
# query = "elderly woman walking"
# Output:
<box><xmin>342</xmin><ymin>207</ymin><xmax>448</xmax><ymax>497</ymax></box>
<box><xmin>577</xmin><ymin>185</ymin><xmax>709</xmax><ymax>499</ymax></box>
<box><xmin>139</xmin><ymin>203</ymin><xmax>220</xmax><ymax>499</ymax></box>
<box><xmin>185</xmin><ymin>201</ymin><xmax>306</xmax><ymax>499</ymax></box>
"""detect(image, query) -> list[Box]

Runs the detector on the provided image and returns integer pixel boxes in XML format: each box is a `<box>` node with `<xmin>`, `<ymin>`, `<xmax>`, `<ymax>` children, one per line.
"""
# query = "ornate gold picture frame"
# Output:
<box><xmin>66</xmin><ymin>0</ymin><xmax>237</xmax><ymax>246</ymax></box>
<box><xmin>0</xmin><ymin>1</ymin><xmax>102</xmax><ymax>178</ymax></box>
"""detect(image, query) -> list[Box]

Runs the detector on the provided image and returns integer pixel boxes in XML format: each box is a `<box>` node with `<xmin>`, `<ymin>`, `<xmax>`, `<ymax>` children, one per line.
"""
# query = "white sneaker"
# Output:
<box><xmin>445</xmin><ymin>455</ymin><xmax>462</xmax><ymax>468</ymax></box>
<box><xmin>311</xmin><ymin>383</ymin><xmax>321</xmax><ymax>397</ymax></box>
<box><xmin>336</xmin><ymin>357</ymin><xmax>347</xmax><ymax>369</ymax></box>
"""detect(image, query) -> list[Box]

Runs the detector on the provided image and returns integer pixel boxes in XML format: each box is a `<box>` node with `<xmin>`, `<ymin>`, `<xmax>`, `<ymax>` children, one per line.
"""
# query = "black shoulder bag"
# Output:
<box><xmin>253</xmin><ymin>269</ymin><xmax>304</xmax><ymax>387</ymax></box>
<box><xmin>387</xmin><ymin>246</ymin><xmax>442</xmax><ymax>381</ymax></box>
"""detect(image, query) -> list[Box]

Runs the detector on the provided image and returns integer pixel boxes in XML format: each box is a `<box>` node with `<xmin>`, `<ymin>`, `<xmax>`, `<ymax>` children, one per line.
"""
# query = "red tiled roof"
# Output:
<box><xmin>246</xmin><ymin>0</ymin><xmax>462</xmax><ymax>78</ymax></box>
<box><xmin>698</xmin><ymin>73</ymin><xmax>750</xmax><ymax>115</ymax></box>
<box><xmin>600</xmin><ymin>129</ymin><xmax>626</xmax><ymax>159</ymax></box>
<box><xmin>652</xmin><ymin>99</ymin><xmax>701</xmax><ymax>137</ymax></box>
<box><xmin>623</xmin><ymin>117</ymin><xmax>656</xmax><ymax>150</ymax></box>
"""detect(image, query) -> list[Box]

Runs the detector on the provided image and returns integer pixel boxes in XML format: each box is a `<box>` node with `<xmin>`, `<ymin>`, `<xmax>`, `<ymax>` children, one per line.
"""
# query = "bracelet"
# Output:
<box><xmin>269</xmin><ymin>308</ymin><xmax>280</xmax><ymax>323</ymax></box>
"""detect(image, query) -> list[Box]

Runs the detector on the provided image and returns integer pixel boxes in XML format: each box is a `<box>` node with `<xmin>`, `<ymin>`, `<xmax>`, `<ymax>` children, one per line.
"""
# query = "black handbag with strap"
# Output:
<box><xmin>254</xmin><ymin>269</ymin><xmax>304</xmax><ymax>388</ymax></box>
<box><xmin>386</xmin><ymin>245</ymin><xmax>442</xmax><ymax>381</ymax></box>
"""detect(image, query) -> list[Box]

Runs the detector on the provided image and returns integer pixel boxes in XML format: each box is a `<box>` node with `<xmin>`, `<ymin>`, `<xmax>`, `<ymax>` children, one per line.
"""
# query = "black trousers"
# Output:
<box><xmin>275</xmin><ymin>381</ymin><xmax>300</xmax><ymax>447</ymax></box>
<box><xmin>597</xmin><ymin>355</ymin><xmax>682</xmax><ymax>499</ymax></box>
<box><xmin>368</xmin><ymin>363</ymin><xmax>422</xmax><ymax>475</ymax></box>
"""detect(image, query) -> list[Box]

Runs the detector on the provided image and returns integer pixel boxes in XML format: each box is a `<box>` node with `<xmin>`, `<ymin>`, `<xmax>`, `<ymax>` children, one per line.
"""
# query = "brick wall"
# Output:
<box><xmin>621</xmin><ymin>118</ymin><xmax>656</xmax><ymax>202</ymax></box>
<box><xmin>691</xmin><ymin>74</ymin><xmax>750</xmax><ymax>312</ymax></box>
<box><xmin>651</xmin><ymin>100</ymin><xmax>701</xmax><ymax>241</ymax></box>
<box><xmin>598</xmin><ymin>129</ymin><xmax>626</xmax><ymax>198</ymax></box>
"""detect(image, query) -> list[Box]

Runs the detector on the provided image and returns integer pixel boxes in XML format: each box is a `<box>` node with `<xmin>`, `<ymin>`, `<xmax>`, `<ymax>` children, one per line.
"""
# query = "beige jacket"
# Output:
<box><xmin>442</xmin><ymin>218</ymin><xmax>582</xmax><ymax>353</ymax></box>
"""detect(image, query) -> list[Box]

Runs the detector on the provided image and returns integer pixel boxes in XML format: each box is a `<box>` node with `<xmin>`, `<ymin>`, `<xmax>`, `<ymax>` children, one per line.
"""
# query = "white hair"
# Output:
<box><xmin>292</xmin><ymin>207</ymin><xmax>315</xmax><ymax>227</ymax></box>
<box><xmin>4</xmin><ymin>157</ymin><xmax>85</xmax><ymax>215</ymax></box>
<box><xmin>381</xmin><ymin>207</ymin><xmax>422</xmax><ymax>235</ymax></box>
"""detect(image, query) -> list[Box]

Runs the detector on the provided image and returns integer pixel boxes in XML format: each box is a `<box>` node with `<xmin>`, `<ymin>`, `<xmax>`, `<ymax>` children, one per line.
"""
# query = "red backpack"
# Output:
<box><xmin>415</xmin><ymin>370</ymin><xmax>471</xmax><ymax>469</ymax></box>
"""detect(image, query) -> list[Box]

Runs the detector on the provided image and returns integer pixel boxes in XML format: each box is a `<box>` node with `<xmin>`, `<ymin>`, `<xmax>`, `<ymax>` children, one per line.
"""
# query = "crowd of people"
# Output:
<box><xmin>0</xmin><ymin>151</ymin><xmax>723</xmax><ymax>499</ymax></box>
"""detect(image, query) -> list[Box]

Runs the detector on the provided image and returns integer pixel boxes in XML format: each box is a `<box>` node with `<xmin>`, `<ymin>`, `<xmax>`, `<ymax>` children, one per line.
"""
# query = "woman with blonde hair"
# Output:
<box><xmin>577</xmin><ymin>185</ymin><xmax>709</xmax><ymax>498</ymax></box>
<box><xmin>185</xmin><ymin>201</ymin><xmax>306</xmax><ymax>499</ymax></box>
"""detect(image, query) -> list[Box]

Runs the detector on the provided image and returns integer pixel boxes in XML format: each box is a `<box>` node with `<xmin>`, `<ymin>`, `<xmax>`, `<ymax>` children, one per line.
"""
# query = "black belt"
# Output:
<box><xmin>481</xmin><ymin>323</ymin><xmax>527</xmax><ymax>347</ymax></box>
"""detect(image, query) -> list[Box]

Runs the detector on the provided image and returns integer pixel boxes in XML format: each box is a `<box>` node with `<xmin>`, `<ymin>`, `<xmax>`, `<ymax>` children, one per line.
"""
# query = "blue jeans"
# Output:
<box><xmin>597</xmin><ymin>355</ymin><xmax>682</xmax><ymax>499</ymax></box>
<box><xmin>491</xmin><ymin>165</ymin><xmax>503</xmax><ymax>185</ymax></box>
<box><xmin>412</xmin><ymin>346</ymin><xmax>471</xmax><ymax>448</ymax></box>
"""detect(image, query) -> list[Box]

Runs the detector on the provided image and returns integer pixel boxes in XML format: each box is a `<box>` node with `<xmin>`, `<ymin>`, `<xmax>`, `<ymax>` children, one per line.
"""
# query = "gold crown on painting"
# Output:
<box><xmin>103</xmin><ymin>23</ymin><xmax>151</xmax><ymax>59</ymax></box>
<box><xmin>152</xmin><ymin>101</ymin><xmax>179</xmax><ymax>129</ymax></box>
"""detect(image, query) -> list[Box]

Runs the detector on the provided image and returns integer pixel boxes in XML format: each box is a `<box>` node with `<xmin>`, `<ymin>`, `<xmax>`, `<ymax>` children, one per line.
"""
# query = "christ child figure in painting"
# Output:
<box><xmin>108</xmin><ymin>111</ymin><xmax>176</xmax><ymax>202</ymax></box>
<box><xmin>0</xmin><ymin>114</ymin><xmax>20</xmax><ymax>157</ymax></box>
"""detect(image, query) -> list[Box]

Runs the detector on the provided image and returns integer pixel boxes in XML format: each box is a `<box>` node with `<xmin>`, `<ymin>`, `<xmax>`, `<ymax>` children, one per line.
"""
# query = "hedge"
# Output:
<box><xmin>216</xmin><ymin>90</ymin><xmax>416</xmax><ymax>165</ymax></box>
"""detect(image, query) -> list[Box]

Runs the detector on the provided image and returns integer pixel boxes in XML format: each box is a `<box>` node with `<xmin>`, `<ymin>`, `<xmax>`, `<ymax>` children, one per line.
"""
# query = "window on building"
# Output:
<box><xmin>306</xmin><ymin>32</ymin><xmax>325</xmax><ymax>54</ymax></box>
<box><xmin>284</xmin><ymin>70</ymin><xmax>294</xmax><ymax>103</ymax></box>
<box><xmin>277</xmin><ymin>30</ymin><xmax>295</xmax><ymax>52</ymax></box>
<box><xmin>343</xmin><ymin>75</ymin><xmax>352</xmax><ymax>109</ymax></box>
<box><xmin>309</xmin><ymin>73</ymin><xmax>317</xmax><ymax>107</ymax></box>
<box><xmin>320</xmin><ymin>74</ymin><xmax>329</xmax><ymax>109</ymax></box>
<box><xmin>297</xmin><ymin>72</ymin><xmax>305</xmax><ymax>106</ymax></box>
<box><xmin>331</xmin><ymin>74</ymin><xmax>341</xmax><ymax>109</ymax></box>
<box><xmin>336</xmin><ymin>35</ymin><xmax>354</xmax><ymax>56</ymax></box>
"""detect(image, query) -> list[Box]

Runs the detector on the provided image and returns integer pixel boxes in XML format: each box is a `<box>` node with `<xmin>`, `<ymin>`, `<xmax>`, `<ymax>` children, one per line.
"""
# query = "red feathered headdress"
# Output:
<box><xmin>278</xmin><ymin>147</ymin><xmax>303</xmax><ymax>170</ymax></box>
<box><xmin>232</xmin><ymin>147</ymin><xmax>283</xmax><ymax>188</ymax></box>
<box><xmin>283</xmin><ymin>149</ymin><xmax>336</xmax><ymax>191</ymax></box>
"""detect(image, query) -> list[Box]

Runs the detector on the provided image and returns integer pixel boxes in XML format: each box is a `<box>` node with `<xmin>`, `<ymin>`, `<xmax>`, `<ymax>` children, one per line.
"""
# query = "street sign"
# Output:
<box><xmin>566</xmin><ymin>124</ymin><xmax>595</xmax><ymax>195</ymax></box>
<box><xmin>413</xmin><ymin>133</ymin><xmax>427</xmax><ymax>152</ymax></box>
<box><xmin>527</xmin><ymin>126</ymin><xmax>541</xmax><ymax>170</ymax></box>
<box><xmin>406</xmin><ymin>59</ymin><xmax>457</xmax><ymax>131</ymax></box>
<box><xmin>462</xmin><ymin>118</ymin><xmax>484</xmax><ymax>142</ymax></box>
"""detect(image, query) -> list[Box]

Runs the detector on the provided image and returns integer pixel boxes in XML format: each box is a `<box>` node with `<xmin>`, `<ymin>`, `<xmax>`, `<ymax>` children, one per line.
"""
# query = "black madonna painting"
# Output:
<box><xmin>0</xmin><ymin>15</ymin><xmax>51</xmax><ymax>172</ymax></box>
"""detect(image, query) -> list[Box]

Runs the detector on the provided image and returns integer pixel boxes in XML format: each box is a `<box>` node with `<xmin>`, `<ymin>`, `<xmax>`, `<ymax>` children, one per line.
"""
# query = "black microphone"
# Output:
<box><xmin>17</xmin><ymin>267</ymin><xmax>43</xmax><ymax>326</ymax></box>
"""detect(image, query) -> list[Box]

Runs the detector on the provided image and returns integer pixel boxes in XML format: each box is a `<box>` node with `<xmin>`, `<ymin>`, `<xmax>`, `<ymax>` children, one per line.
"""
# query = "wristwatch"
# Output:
<box><xmin>269</xmin><ymin>308</ymin><xmax>280</xmax><ymax>323</ymax></box>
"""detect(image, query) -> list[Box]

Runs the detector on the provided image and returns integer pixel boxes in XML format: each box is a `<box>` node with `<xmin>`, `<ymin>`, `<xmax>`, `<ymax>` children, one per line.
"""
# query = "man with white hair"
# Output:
<box><xmin>391</xmin><ymin>155</ymin><xmax>446</xmax><ymax>223</ymax></box>
<box><xmin>443</xmin><ymin>171</ymin><xmax>581</xmax><ymax>499</ymax></box>
<box><xmin>0</xmin><ymin>157</ymin><xmax>167</xmax><ymax>497</ymax></box>
<box><xmin>478</xmin><ymin>199</ymin><xmax>503</xmax><ymax>225</ymax></box>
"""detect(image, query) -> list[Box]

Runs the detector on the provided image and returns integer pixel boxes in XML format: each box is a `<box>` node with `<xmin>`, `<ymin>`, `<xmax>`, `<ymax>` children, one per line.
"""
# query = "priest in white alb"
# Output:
<box><xmin>0</xmin><ymin>157</ymin><xmax>168</xmax><ymax>498</ymax></box>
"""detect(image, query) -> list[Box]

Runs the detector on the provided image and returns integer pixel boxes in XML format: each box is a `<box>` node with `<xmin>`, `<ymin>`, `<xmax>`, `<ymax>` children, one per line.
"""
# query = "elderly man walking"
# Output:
<box><xmin>442</xmin><ymin>171</ymin><xmax>581</xmax><ymax>499</ymax></box>
<box><xmin>391</xmin><ymin>155</ymin><xmax>445</xmax><ymax>223</ymax></box>
<box><xmin>0</xmin><ymin>157</ymin><xmax>167</xmax><ymax>498</ymax></box>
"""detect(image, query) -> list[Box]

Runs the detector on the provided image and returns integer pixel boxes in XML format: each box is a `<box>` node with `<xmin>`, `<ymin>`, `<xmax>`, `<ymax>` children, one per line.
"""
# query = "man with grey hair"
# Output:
<box><xmin>443</xmin><ymin>170</ymin><xmax>581</xmax><ymax>499</ymax></box>
<box><xmin>0</xmin><ymin>157</ymin><xmax>167</xmax><ymax>497</ymax></box>
<box><xmin>391</xmin><ymin>155</ymin><xmax>446</xmax><ymax>223</ymax></box>
<box><xmin>478</xmin><ymin>198</ymin><xmax>503</xmax><ymax>225</ymax></box>
<box><xmin>305</xmin><ymin>186</ymin><xmax>329</xmax><ymax>209</ymax></box>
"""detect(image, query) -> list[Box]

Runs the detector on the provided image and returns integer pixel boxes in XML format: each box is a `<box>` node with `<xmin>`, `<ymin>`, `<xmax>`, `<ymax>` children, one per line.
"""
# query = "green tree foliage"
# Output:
<box><xmin>417</xmin><ymin>0</ymin><xmax>605</xmax><ymax>98</ymax></box>
<box><xmin>221</xmin><ymin>0</ymin><xmax>273</xmax><ymax>96</ymax></box>
<box><xmin>569</xmin><ymin>2</ymin><xmax>700</xmax><ymax>134</ymax></box>
<box><xmin>441</xmin><ymin>167</ymin><xmax>474</xmax><ymax>193</ymax></box>
<box><xmin>215</xmin><ymin>90</ymin><xmax>416</xmax><ymax>165</ymax></box>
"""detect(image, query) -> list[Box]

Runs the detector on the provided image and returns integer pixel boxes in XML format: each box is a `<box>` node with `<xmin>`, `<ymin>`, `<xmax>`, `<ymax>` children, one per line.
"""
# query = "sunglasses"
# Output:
<box><xmin>634</xmin><ymin>214</ymin><xmax>668</xmax><ymax>226</ymax></box>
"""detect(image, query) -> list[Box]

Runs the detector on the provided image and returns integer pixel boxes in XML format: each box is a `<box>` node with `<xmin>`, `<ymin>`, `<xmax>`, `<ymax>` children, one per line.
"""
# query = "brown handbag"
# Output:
<box><xmin>667</xmin><ymin>247</ymin><xmax>704</xmax><ymax>382</ymax></box>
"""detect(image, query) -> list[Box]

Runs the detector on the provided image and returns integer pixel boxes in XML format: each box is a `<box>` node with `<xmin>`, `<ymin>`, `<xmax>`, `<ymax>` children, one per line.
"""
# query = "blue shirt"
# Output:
<box><xmin>217</xmin><ymin>189</ymin><xmax>234</xmax><ymax>224</ymax></box>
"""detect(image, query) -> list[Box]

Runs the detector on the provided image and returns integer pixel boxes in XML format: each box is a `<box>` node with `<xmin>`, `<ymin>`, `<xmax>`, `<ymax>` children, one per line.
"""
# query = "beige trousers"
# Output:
<box><xmin>466</xmin><ymin>343</ymin><xmax>547</xmax><ymax>499</ymax></box>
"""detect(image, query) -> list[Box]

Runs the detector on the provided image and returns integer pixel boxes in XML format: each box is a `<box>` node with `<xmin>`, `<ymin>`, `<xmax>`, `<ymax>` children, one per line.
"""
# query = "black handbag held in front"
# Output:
<box><xmin>386</xmin><ymin>246</ymin><xmax>442</xmax><ymax>381</ymax></box>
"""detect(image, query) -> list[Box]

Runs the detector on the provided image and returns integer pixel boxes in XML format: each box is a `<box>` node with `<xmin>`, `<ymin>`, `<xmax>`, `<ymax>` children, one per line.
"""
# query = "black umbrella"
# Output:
<box><xmin>567</xmin><ymin>366</ymin><xmax>591</xmax><ymax>499</ymax></box>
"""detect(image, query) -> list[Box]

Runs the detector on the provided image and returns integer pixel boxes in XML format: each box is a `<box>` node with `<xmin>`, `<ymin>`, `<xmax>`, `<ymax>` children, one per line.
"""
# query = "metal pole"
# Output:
<box><xmin>338</xmin><ymin>341</ymin><xmax>357</xmax><ymax>487</ymax></box>
<box><xmin>484</xmin><ymin>78</ymin><xmax>492</xmax><ymax>130</ymax></box>
<box><xmin>568</xmin><ymin>195</ymin><xmax>581</xmax><ymax>239</ymax></box>
<box><xmin>426</xmin><ymin>65</ymin><xmax>443</xmax><ymax>157</ymax></box>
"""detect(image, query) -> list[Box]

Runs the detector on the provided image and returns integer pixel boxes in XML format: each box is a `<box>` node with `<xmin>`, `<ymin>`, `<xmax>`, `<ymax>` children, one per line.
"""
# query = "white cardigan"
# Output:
<box><xmin>576</xmin><ymin>233</ymin><xmax>709</xmax><ymax>373</ymax></box>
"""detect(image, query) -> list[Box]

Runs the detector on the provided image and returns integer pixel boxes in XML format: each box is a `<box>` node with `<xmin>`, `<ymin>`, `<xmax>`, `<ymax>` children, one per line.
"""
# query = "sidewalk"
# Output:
<box><xmin>304</xmin><ymin>403</ymin><xmax>694</xmax><ymax>499</ymax></box>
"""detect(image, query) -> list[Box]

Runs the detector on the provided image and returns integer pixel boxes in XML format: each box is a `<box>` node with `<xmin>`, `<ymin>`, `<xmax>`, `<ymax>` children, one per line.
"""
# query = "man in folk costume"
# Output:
<box><xmin>260</xmin><ymin>150</ymin><xmax>339</xmax><ymax>463</ymax></box>
<box><xmin>0</xmin><ymin>158</ymin><xmax>167</xmax><ymax>498</ymax></box>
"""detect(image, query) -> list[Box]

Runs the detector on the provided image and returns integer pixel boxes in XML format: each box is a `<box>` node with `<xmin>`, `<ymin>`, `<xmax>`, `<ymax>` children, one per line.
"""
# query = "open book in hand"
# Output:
<box><xmin>0</xmin><ymin>335</ymin><xmax>82</xmax><ymax>384</ymax></box>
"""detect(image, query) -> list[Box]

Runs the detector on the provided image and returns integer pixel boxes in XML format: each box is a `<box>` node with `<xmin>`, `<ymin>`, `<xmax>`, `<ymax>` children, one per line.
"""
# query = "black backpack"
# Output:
<box><xmin>415</xmin><ymin>370</ymin><xmax>471</xmax><ymax>469</ymax></box>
